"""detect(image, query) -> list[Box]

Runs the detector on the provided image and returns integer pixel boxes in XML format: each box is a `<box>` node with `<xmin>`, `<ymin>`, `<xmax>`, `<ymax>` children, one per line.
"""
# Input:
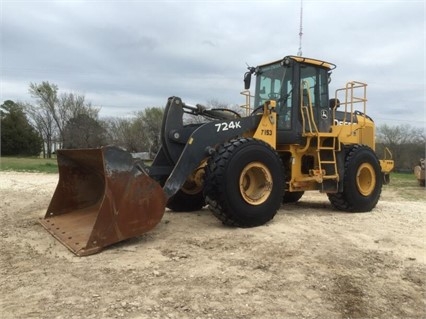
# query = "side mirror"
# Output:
<box><xmin>244</xmin><ymin>66</ymin><xmax>256</xmax><ymax>90</ymax></box>
<box><xmin>244</xmin><ymin>71</ymin><xmax>252</xmax><ymax>90</ymax></box>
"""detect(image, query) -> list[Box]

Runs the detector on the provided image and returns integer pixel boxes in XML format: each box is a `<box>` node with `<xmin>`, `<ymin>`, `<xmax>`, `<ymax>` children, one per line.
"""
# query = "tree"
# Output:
<box><xmin>376</xmin><ymin>124</ymin><xmax>425</xmax><ymax>172</ymax></box>
<box><xmin>63</xmin><ymin>114</ymin><xmax>106</xmax><ymax>149</ymax></box>
<box><xmin>27</xmin><ymin>82</ymin><xmax>58</xmax><ymax>157</ymax></box>
<box><xmin>183</xmin><ymin>99</ymin><xmax>242</xmax><ymax>124</ymax></box>
<box><xmin>104</xmin><ymin>117</ymin><xmax>147</xmax><ymax>152</ymax></box>
<box><xmin>25</xmin><ymin>101</ymin><xmax>56</xmax><ymax>158</ymax></box>
<box><xmin>1</xmin><ymin>100</ymin><xmax>42</xmax><ymax>156</ymax></box>
<box><xmin>26</xmin><ymin>81</ymin><xmax>100</xmax><ymax>156</ymax></box>
<box><xmin>103</xmin><ymin>107</ymin><xmax>164</xmax><ymax>154</ymax></box>
<box><xmin>137</xmin><ymin>107</ymin><xmax>164</xmax><ymax>156</ymax></box>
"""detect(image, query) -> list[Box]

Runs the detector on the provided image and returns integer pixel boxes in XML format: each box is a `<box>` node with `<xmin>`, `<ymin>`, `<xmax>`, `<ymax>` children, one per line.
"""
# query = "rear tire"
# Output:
<box><xmin>327</xmin><ymin>145</ymin><xmax>382</xmax><ymax>212</ymax></box>
<box><xmin>204</xmin><ymin>138</ymin><xmax>284</xmax><ymax>227</ymax></box>
<box><xmin>166</xmin><ymin>167</ymin><xmax>205</xmax><ymax>212</ymax></box>
<box><xmin>283</xmin><ymin>191</ymin><xmax>304</xmax><ymax>203</ymax></box>
<box><xmin>166</xmin><ymin>190</ymin><xmax>205</xmax><ymax>212</ymax></box>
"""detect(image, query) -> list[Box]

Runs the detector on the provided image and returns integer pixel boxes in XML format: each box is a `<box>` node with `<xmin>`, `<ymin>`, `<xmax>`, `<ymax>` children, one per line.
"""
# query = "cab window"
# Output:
<box><xmin>300</xmin><ymin>65</ymin><xmax>328</xmax><ymax>109</ymax></box>
<box><xmin>254</xmin><ymin>63</ymin><xmax>293</xmax><ymax>130</ymax></box>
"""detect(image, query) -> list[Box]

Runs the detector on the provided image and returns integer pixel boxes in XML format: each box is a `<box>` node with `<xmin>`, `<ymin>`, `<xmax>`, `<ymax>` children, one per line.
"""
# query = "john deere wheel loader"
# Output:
<box><xmin>40</xmin><ymin>55</ymin><xmax>394</xmax><ymax>256</ymax></box>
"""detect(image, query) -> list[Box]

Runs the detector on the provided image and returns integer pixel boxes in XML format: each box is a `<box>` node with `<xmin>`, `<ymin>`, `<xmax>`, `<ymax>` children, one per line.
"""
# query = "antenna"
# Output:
<box><xmin>297</xmin><ymin>0</ymin><xmax>303</xmax><ymax>57</ymax></box>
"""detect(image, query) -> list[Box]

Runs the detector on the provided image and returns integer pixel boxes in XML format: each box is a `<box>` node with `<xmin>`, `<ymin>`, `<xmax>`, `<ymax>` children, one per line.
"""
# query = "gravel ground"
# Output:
<box><xmin>1</xmin><ymin>172</ymin><xmax>425</xmax><ymax>319</ymax></box>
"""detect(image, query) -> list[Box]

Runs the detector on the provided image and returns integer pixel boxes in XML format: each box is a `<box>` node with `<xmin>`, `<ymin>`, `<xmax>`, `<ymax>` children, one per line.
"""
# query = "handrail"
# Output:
<box><xmin>300</xmin><ymin>80</ymin><xmax>319</xmax><ymax>135</ymax></box>
<box><xmin>240</xmin><ymin>90</ymin><xmax>254</xmax><ymax>116</ymax></box>
<box><xmin>334</xmin><ymin>81</ymin><xmax>368</xmax><ymax>136</ymax></box>
<box><xmin>383</xmin><ymin>147</ymin><xmax>393</xmax><ymax>160</ymax></box>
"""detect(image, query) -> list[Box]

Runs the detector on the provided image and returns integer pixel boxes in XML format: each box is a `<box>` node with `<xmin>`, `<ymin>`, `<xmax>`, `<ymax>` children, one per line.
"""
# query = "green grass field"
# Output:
<box><xmin>385</xmin><ymin>172</ymin><xmax>425</xmax><ymax>201</ymax></box>
<box><xmin>0</xmin><ymin>157</ymin><xmax>58</xmax><ymax>173</ymax></box>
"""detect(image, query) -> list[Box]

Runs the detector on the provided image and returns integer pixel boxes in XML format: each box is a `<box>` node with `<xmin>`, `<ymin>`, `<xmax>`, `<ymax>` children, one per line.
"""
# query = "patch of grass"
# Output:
<box><xmin>385</xmin><ymin>172</ymin><xmax>426</xmax><ymax>201</ymax></box>
<box><xmin>0</xmin><ymin>157</ymin><xmax>58</xmax><ymax>173</ymax></box>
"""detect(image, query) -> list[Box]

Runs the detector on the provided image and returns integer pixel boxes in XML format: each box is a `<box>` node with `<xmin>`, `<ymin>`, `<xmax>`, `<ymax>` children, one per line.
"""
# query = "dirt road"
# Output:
<box><xmin>1</xmin><ymin>172</ymin><xmax>425</xmax><ymax>319</ymax></box>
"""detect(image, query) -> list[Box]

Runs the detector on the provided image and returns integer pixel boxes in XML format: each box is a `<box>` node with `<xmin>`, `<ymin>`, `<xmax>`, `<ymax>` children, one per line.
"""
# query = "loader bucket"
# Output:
<box><xmin>39</xmin><ymin>146</ymin><xmax>166</xmax><ymax>256</ymax></box>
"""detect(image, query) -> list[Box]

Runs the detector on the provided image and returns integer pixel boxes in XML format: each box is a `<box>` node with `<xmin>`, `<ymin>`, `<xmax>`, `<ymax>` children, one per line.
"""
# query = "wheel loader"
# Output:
<box><xmin>40</xmin><ymin>55</ymin><xmax>394</xmax><ymax>256</ymax></box>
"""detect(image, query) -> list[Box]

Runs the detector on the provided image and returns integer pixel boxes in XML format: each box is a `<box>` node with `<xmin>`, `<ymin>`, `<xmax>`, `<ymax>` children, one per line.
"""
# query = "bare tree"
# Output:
<box><xmin>183</xmin><ymin>98</ymin><xmax>242</xmax><ymax>124</ymax></box>
<box><xmin>377</xmin><ymin>124</ymin><xmax>426</xmax><ymax>171</ymax></box>
<box><xmin>136</xmin><ymin>107</ymin><xmax>164</xmax><ymax>155</ymax></box>
<box><xmin>58</xmin><ymin>92</ymin><xmax>99</xmax><ymax>140</ymax></box>
<box><xmin>104</xmin><ymin>117</ymin><xmax>147</xmax><ymax>152</ymax></box>
<box><xmin>27</xmin><ymin>82</ymin><xmax>59</xmax><ymax>157</ymax></box>
<box><xmin>26</xmin><ymin>81</ymin><xmax>100</xmax><ymax>156</ymax></box>
<box><xmin>25</xmin><ymin>101</ymin><xmax>56</xmax><ymax>158</ymax></box>
<box><xmin>103</xmin><ymin>107</ymin><xmax>164</xmax><ymax>154</ymax></box>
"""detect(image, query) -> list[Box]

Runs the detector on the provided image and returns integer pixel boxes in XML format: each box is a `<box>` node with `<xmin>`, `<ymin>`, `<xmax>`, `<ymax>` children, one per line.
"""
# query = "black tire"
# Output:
<box><xmin>327</xmin><ymin>144</ymin><xmax>382</xmax><ymax>212</ymax></box>
<box><xmin>283</xmin><ymin>191</ymin><xmax>304</xmax><ymax>203</ymax></box>
<box><xmin>166</xmin><ymin>166</ymin><xmax>206</xmax><ymax>212</ymax></box>
<box><xmin>204</xmin><ymin>138</ymin><xmax>284</xmax><ymax>227</ymax></box>
<box><xmin>166</xmin><ymin>190</ymin><xmax>205</xmax><ymax>212</ymax></box>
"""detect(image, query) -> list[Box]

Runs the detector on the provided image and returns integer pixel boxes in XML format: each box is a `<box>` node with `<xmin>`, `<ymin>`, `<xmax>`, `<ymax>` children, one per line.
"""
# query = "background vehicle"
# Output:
<box><xmin>40</xmin><ymin>55</ymin><xmax>394</xmax><ymax>256</ymax></box>
<box><xmin>414</xmin><ymin>158</ymin><xmax>425</xmax><ymax>186</ymax></box>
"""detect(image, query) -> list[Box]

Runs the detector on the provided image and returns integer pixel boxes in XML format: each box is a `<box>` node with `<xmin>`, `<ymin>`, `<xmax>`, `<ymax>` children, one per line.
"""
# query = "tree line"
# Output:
<box><xmin>1</xmin><ymin>82</ymin><xmax>163</xmax><ymax>158</ymax></box>
<box><xmin>376</xmin><ymin>124</ymin><xmax>425</xmax><ymax>172</ymax></box>
<box><xmin>1</xmin><ymin>81</ymin><xmax>425</xmax><ymax>172</ymax></box>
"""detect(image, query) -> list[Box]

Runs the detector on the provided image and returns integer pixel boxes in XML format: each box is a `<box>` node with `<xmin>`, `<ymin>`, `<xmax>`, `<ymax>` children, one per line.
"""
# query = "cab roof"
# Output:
<box><xmin>258</xmin><ymin>55</ymin><xmax>336</xmax><ymax>70</ymax></box>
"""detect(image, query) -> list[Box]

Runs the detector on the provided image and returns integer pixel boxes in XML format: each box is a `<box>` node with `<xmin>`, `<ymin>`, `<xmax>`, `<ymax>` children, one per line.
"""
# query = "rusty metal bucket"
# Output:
<box><xmin>39</xmin><ymin>146</ymin><xmax>166</xmax><ymax>256</ymax></box>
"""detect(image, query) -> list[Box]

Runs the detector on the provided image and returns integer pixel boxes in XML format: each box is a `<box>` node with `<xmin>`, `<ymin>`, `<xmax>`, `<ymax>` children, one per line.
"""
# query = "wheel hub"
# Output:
<box><xmin>181</xmin><ymin>162</ymin><xmax>206</xmax><ymax>195</ymax></box>
<box><xmin>239</xmin><ymin>162</ymin><xmax>273</xmax><ymax>205</ymax></box>
<box><xmin>356</xmin><ymin>163</ymin><xmax>376</xmax><ymax>196</ymax></box>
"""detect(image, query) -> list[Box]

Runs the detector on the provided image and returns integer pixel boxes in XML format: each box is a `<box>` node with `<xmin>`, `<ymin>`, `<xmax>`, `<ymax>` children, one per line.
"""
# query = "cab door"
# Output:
<box><xmin>299</xmin><ymin>64</ymin><xmax>331</xmax><ymax>133</ymax></box>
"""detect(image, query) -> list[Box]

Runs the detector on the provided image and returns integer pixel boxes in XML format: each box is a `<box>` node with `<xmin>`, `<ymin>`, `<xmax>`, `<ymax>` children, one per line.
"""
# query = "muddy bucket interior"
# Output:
<box><xmin>40</xmin><ymin>146</ymin><xmax>166</xmax><ymax>256</ymax></box>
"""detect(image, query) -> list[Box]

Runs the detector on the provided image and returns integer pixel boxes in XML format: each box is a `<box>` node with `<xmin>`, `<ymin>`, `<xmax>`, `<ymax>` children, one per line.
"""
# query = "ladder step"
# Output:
<box><xmin>317</xmin><ymin>136</ymin><xmax>339</xmax><ymax>184</ymax></box>
<box><xmin>293</xmin><ymin>174</ymin><xmax>339</xmax><ymax>184</ymax></box>
<box><xmin>323</xmin><ymin>175</ymin><xmax>339</xmax><ymax>180</ymax></box>
<box><xmin>320</xmin><ymin>161</ymin><xmax>337</xmax><ymax>164</ymax></box>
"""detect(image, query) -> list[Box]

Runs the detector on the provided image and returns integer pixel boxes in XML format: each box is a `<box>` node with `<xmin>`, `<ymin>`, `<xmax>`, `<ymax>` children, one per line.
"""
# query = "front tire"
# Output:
<box><xmin>328</xmin><ymin>145</ymin><xmax>382</xmax><ymax>212</ymax></box>
<box><xmin>204</xmin><ymin>138</ymin><xmax>284</xmax><ymax>227</ymax></box>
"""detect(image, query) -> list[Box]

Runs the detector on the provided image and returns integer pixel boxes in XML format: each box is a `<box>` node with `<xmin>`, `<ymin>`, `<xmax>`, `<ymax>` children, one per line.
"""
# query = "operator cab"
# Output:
<box><xmin>245</xmin><ymin>56</ymin><xmax>336</xmax><ymax>144</ymax></box>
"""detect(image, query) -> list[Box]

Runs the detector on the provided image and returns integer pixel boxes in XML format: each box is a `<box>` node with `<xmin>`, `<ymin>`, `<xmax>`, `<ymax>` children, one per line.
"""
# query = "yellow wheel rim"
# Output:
<box><xmin>239</xmin><ymin>162</ymin><xmax>273</xmax><ymax>205</ymax></box>
<box><xmin>181</xmin><ymin>161</ymin><xmax>206</xmax><ymax>195</ymax></box>
<box><xmin>356</xmin><ymin>163</ymin><xmax>376</xmax><ymax>196</ymax></box>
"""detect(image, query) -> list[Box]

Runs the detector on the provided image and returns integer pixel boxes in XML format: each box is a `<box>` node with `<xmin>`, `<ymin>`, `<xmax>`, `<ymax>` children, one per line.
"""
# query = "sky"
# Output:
<box><xmin>1</xmin><ymin>0</ymin><xmax>425</xmax><ymax>128</ymax></box>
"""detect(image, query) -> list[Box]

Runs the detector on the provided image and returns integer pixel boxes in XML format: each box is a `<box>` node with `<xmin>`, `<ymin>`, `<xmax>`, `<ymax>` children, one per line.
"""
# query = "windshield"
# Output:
<box><xmin>254</xmin><ymin>62</ymin><xmax>293</xmax><ymax>108</ymax></box>
<box><xmin>254</xmin><ymin>62</ymin><xmax>293</xmax><ymax>129</ymax></box>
